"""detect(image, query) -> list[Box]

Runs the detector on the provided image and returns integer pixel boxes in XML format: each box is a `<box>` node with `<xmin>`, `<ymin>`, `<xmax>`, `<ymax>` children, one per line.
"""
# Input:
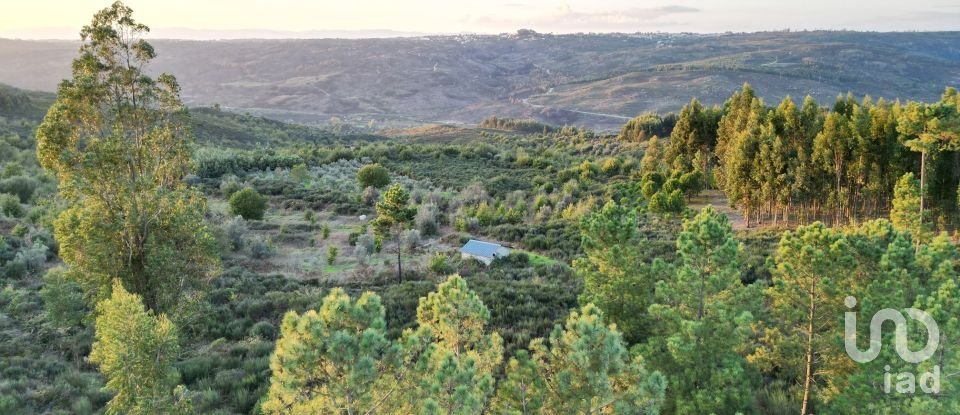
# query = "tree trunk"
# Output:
<box><xmin>396</xmin><ymin>232</ymin><xmax>403</xmax><ymax>284</ymax></box>
<box><xmin>918</xmin><ymin>151</ymin><xmax>926</xmax><ymax>252</ymax></box>
<box><xmin>801</xmin><ymin>282</ymin><xmax>817</xmax><ymax>415</ymax></box>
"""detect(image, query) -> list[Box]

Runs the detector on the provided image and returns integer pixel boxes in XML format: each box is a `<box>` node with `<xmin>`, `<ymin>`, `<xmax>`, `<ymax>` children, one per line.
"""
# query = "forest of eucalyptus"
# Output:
<box><xmin>2</xmin><ymin>2</ymin><xmax>960</xmax><ymax>415</ymax></box>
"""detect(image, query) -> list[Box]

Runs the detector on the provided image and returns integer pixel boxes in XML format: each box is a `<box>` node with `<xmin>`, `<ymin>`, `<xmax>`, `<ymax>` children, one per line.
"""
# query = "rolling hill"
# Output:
<box><xmin>2</xmin><ymin>31</ymin><xmax>959</xmax><ymax>131</ymax></box>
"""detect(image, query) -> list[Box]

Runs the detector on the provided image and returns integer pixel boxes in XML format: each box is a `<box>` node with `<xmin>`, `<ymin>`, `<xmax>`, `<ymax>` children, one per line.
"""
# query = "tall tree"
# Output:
<box><xmin>35</xmin><ymin>1</ymin><xmax>217</xmax><ymax>312</ymax></box>
<box><xmin>891</xmin><ymin>173</ymin><xmax>930</xmax><ymax>247</ymax></box>
<box><xmin>813</xmin><ymin>112</ymin><xmax>853</xmax><ymax>225</ymax></box>
<box><xmin>640</xmin><ymin>136</ymin><xmax>665</xmax><ymax>173</ymax></box>
<box><xmin>410</xmin><ymin>275</ymin><xmax>504</xmax><ymax>414</ymax></box>
<box><xmin>574</xmin><ymin>201</ymin><xmax>666</xmax><ymax>343</ymax></box>
<box><xmin>88</xmin><ymin>280</ymin><xmax>190</xmax><ymax>415</ymax></box>
<box><xmin>263</xmin><ymin>289</ymin><xmax>401</xmax><ymax>415</ymax></box>
<box><xmin>528</xmin><ymin>304</ymin><xmax>666</xmax><ymax>414</ymax></box>
<box><xmin>751</xmin><ymin>223</ymin><xmax>857</xmax><ymax>414</ymax></box>
<box><xmin>897</xmin><ymin>98</ymin><xmax>960</xmax><ymax>227</ymax></box>
<box><xmin>645</xmin><ymin>206</ymin><xmax>760</xmax><ymax>413</ymax></box>
<box><xmin>667</xmin><ymin>98</ymin><xmax>719</xmax><ymax>175</ymax></box>
<box><xmin>373</xmin><ymin>184</ymin><xmax>416</xmax><ymax>283</ymax></box>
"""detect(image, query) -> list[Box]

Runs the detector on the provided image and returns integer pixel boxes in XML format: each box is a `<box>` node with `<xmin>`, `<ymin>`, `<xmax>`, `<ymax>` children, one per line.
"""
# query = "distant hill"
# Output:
<box><xmin>2</xmin><ymin>31</ymin><xmax>959</xmax><ymax>131</ymax></box>
<box><xmin>0</xmin><ymin>83</ymin><xmax>365</xmax><ymax>148</ymax></box>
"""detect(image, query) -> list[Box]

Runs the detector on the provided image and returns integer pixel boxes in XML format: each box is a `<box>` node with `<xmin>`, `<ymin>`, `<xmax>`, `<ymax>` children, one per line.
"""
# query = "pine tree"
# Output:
<box><xmin>574</xmin><ymin>201</ymin><xmax>666</xmax><ymax>343</ymax></box>
<box><xmin>751</xmin><ymin>223</ymin><xmax>857</xmax><ymax>414</ymax></box>
<box><xmin>490</xmin><ymin>350</ymin><xmax>545</xmax><ymax>415</ymax></box>
<box><xmin>645</xmin><ymin>206</ymin><xmax>760</xmax><ymax>413</ymax></box>
<box><xmin>373</xmin><ymin>184</ymin><xmax>416</xmax><ymax>283</ymax></box>
<box><xmin>529</xmin><ymin>304</ymin><xmax>666</xmax><ymax>414</ymax></box>
<box><xmin>408</xmin><ymin>275</ymin><xmax>503</xmax><ymax>414</ymax></box>
<box><xmin>89</xmin><ymin>280</ymin><xmax>190</xmax><ymax>415</ymax></box>
<box><xmin>263</xmin><ymin>289</ymin><xmax>401</xmax><ymax>414</ymax></box>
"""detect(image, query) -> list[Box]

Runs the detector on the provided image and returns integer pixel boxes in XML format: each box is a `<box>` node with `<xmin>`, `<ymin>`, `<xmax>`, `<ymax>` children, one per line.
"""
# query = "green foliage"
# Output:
<box><xmin>480</xmin><ymin>116</ymin><xmax>556</xmax><ymax>134</ymax></box>
<box><xmin>527</xmin><ymin>304</ymin><xmax>666</xmax><ymax>414</ymax></box>
<box><xmin>357</xmin><ymin>163</ymin><xmax>391</xmax><ymax>189</ymax></box>
<box><xmin>618</xmin><ymin>112</ymin><xmax>677</xmax><ymax>142</ymax></box>
<box><xmin>326</xmin><ymin>245</ymin><xmax>338</xmax><ymax>265</ymax></box>
<box><xmin>648</xmin><ymin>189</ymin><xmax>685</xmax><ymax>214</ymax></box>
<box><xmin>751</xmin><ymin>223</ymin><xmax>857</xmax><ymax>413</ymax></box>
<box><xmin>289</xmin><ymin>163</ymin><xmax>310</xmax><ymax>182</ymax></box>
<box><xmin>410</xmin><ymin>275</ymin><xmax>504</xmax><ymax>414</ymax></box>
<box><xmin>0</xmin><ymin>192</ymin><xmax>23</xmax><ymax>218</ymax></box>
<box><xmin>35</xmin><ymin>2</ymin><xmax>218</xmax><ymax>312</ymax></box>
<box><xmin>229</xmin><ymin>187</ymin><xmax>268</xmax><ymax>220</ymax></box>
<box><xmin>263</xmin><ymin>289</ymin><xmax>400</xmax><ymax>414</ymax></box>
<box><xmin>89</xmin><ymin>280</ymin><xmax>190</xmax><ymax>415</ymax></box>
<box><xmin>429</xmin><ymin>252</ymin><xmax>454</xmax><ymax>275</ymax></box>
<box><xmin>40</xmin><ymin>267</ymin><xmax>88</xmax><ymax>328</ymax></box>
<box><xmin>0</xmin><ymin>175</ymin><xmax>38</xmax><ymax>203</ymax></box>
<box><xmin>891</xmin><ymin>172</ymin><xmax>929</xmax><ymax>244</ymax></box>
<box><xmin>575</xmin><ymin>201</ymin><xmax>664</xmax><ymax>343</ymax></box>
<box><xmin>644</xmin><ymin>206</ymin><xmax>760</xmax><ymax>413</ymax></box>
<box><xmin>373</xmin><ymin>184</ymin><xmax>417</xmax><ymax>282</ymax></box>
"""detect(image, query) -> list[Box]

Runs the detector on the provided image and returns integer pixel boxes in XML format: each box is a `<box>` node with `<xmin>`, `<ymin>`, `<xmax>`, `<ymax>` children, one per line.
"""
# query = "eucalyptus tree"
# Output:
<box><xmin>35</xmin><ymin>1</ymin><xmax>217</xmax><ymax>312</ymax></box>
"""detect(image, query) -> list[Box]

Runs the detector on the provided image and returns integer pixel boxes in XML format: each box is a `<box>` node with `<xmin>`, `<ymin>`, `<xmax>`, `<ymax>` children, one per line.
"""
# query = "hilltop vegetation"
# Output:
<box><xmin>3</xmin><ymin>3</ymin><xmax>960</xmax><ymax>415</ymax></box>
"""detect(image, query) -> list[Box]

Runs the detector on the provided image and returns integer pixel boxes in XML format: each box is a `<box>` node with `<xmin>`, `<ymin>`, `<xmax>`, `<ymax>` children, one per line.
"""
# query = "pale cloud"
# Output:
<box><xmin>0</xmin><ymin>0</ymin><xmax>957</xmax><ymax>39</ymax></box>
<box><xmin>471</xmin><ymin>4</ymin><xmax>699</xmax><ymax>32</ymax></box>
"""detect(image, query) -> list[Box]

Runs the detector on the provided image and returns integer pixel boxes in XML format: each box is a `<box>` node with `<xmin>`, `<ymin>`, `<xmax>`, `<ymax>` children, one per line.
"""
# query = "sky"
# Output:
<box><xmin>2</xmin><ymin>0</ymin><xmax>960</xmax><ymax>39</ymax></box>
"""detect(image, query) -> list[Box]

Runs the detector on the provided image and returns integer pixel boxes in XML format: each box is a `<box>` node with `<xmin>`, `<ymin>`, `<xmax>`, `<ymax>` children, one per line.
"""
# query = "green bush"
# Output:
<box><xmin>0</xmin><ymin>176</ymin><xmax>38</xmax><ymax>203</ymax></box>
<box><xmin>326</xmin><ymin>246</ymin><xmax>338</xmax><ymax>265</ymax></box>
<box><xmin>428</xmin><ymin>253</ymin><xmax>454</xmax><ymax>275</ymax></box>
<box><xmin>356</xmin><ymin>163</ymin><xmax>390</xmax><ymax>188</ymax></box>
<box><xmin>0</xmin><ymin>193</ymin><xmax>23</xmax><ymax>218</ymax></box>
<box><xmin>248</xmin><ymin>321</ymin><xmax>276</xmax><ymax>340</ymax></box>
<box><xmin>220</xmin><ymin>177</ymin><xmax>243</xmax><ymax>198</ymax></box>
<box><xmin>229</xmin><ymin>187</ymin><xmax>268</xmax><ymax>220</ymax></box>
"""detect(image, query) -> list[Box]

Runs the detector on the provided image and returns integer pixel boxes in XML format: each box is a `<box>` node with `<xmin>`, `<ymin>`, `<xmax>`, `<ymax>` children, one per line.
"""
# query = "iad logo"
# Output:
<box><xmin>844</xmin><ymin>296</ymin><xmax>940</xmax><ymax>394</ymax></box>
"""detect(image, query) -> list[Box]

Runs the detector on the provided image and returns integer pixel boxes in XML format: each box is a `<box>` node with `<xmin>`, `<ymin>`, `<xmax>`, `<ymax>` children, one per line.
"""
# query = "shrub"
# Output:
<box><xmin>416</xmin><ymin>203</ymin><xmax>439</xmax><ymax>236</ymax></box>
<box><xmin>428</xmin><ymin>253</ymin><xmax>454</xmax><ymax>275</ymax></box>
<box><xmin>648</xmin><ymin>189</ymin><xmax>685</xmax><ymax>214</ymax></box>
<box><xmin>15</xmin><ymin>241</ymin><xmax>48</xmax><ymax>273</ymax></box>
<box><xmin>356</xmin><ymin>233</ymin><xmax>375</xmax><ymax>253</ymax></box>
<box><xmin>326</xmin><ymin>246</ymin><xmax>338</xmax><ymax>265</ymax></box>
<box><xmin>229</xmin><ymin>187</ymin><xmax>268</xmax><ymax>220</ymax></box>
<box><xmin>3</xmin><ymin>259</ymin><xmax>26</xmax><ymax>279</ymax></box>
<box><xmin>11</xmin><ymin>223</ymin><xmax>28</xmax><ymax>237</ymax></box>
<box><xmin>248</xmin><ymin>321</ymin><xmax>276</xmax><ymax>340</ymax></box>
<box><xmin>290</xmin><ymin>163</ymin><xmax>310</xmax><ymax>182</ymax></box>
<box><xmin>678</xmin><ymin>170</ymin><xmax>704</xmax><ymax>196</ymax></box>
<box><xmin>220</xmin><ymin>176</ymin><xmax>243</xmax><ymax>198</ymax></box>
<box><xmin>222</xmin><ymin>216</ymin><xmax>249</xmax><ymax>252</ymax></box>
<box><xmin>0</xmin><ymin>193</ymin><xmax>23</xmax><ymax>218</ymax></box>
<box><xmin>356</xmin><ymin>163</ymin><xmax>390</xmax><ymax>188</ymax></box>
<box><xmin>401</xmin><ymin>229</ymin><xmax>420</xmax><ymax>251</ymax></box>
<box><xmin>183</xmin><ymin>174</ymin><xmax>202</xmax><ymax>186</ymax></box>
<box><xmin>321</xmin><ymin>224</ymin><xmax>331</xmax><ymax>240</ymax></box>
<box><xmin>361</xmin><ymin>186</ymin><xmax>380</xmax><ymax>206</ymax></box>
<box><xmin>40</xmin><ymin>267</ymin><xmax>87</xmax><ymax>328</ymax></box>
<box><xmin>0</xmin><ymin>176</ymin><xmax>38</xmax><ymax>203</ymax></box>
<box><xmin>249</xmin><ymin>236</ymin><xmax>275</xmax><ymax>259</ymax></box>
<box><xmin>353</xmin><ymin>245</ymin><xmax>371</xmax><ymax>266</ymax></box>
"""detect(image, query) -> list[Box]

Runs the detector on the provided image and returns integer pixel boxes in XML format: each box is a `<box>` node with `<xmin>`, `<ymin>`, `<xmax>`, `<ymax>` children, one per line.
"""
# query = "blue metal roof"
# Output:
<box><xmin>460</xmin><ymin>239</ymin><xmax>501</xmax><ymax>258</ymax></box>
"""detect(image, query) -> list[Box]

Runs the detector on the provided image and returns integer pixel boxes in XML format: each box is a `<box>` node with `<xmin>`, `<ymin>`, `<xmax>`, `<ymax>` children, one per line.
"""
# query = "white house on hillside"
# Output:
<box><xmin>460</xmin><ymin>239</ymin><xmax>510</xmax><ymax>266</ymax></box>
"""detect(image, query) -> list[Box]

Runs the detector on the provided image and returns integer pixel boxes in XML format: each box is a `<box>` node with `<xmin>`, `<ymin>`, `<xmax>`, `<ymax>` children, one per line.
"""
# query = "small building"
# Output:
<box><xmin>460</xmin><ymin>239</ymin><xmax>510</xmax><ymax>266</ymax></box>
